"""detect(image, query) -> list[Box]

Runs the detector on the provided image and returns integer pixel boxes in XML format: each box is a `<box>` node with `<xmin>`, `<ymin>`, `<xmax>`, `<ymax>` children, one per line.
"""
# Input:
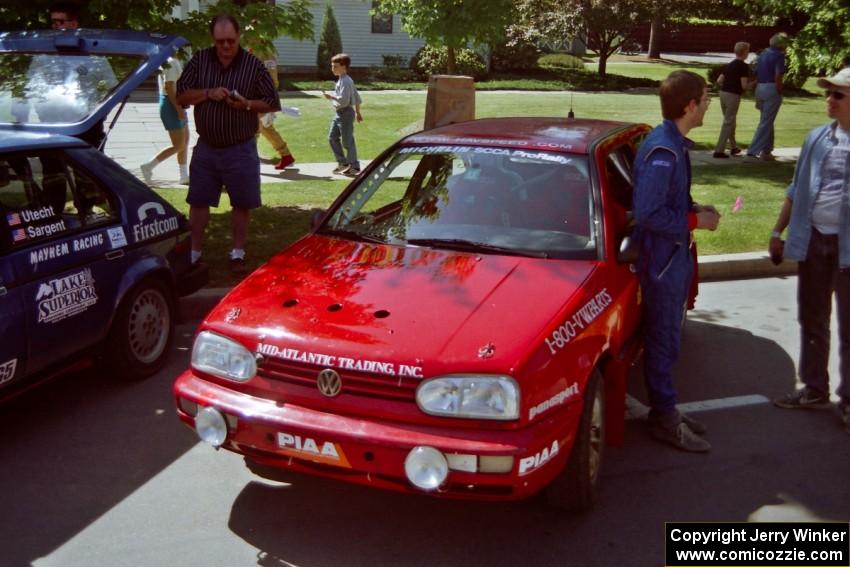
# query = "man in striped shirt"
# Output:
<box><xmin>177</xmin><ymin>14</ymin><xmax>280</xmax><ymax>273</ymax></box>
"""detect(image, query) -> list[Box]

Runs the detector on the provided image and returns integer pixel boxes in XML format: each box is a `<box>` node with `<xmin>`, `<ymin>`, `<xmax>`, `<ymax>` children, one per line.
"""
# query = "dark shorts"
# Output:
<box><xmin>187</xmin><ymin>138</ymin><xmax>261</xmax><ymax>209</ymax></box>
<box><xmin>159</xmin><ymin>95</ymin><xmax>187</xmax><ymax>131</ymax></box>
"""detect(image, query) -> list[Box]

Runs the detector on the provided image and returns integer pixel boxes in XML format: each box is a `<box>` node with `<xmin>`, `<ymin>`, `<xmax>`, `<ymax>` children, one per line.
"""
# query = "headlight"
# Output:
<box><xmin>416</xmin><ymin>375</ymin><xmax>519</xmax><ymax>420</ymax></box>
<box><xmin>191</xmin><ymin>330</ymin><xmax>256</xmax><ymax>382</ymax></box>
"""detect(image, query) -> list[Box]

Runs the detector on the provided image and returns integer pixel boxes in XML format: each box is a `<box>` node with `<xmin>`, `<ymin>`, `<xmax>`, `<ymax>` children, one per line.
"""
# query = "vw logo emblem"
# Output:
<box><xmin>317</xmin><ymin>368</ymin><xmax>342</xmax><ymax>397</ymax></box>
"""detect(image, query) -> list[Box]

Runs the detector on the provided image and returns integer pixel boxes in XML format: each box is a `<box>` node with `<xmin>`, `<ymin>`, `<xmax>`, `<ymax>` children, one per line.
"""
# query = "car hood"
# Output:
<box><xmin>206</xmin><ymin>236</ymin><xmax>597</xmax><ymax>376</ymax></box>
<box><xmin>0</xmin><ymin>30</ymin><xmax>185</xmax><ymax>137</ymax></box>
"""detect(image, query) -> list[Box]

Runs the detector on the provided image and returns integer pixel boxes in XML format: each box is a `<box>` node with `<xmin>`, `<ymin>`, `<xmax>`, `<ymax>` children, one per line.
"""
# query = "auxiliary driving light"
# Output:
<box><xmin>195</xmin><ymin>406</ymin><xmax>227</xmax><ymax>447</ymax></box>
<box><xmin>404</xmin><ymin>446</ymin><xmax>449</xmax><ymax>491</ymax></box>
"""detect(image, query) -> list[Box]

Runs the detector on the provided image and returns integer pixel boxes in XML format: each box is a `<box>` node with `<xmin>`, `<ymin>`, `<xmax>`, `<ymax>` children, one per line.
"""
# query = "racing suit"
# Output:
<box><xmin>633</xmin><ymin>119</ymin><xmax>697</xmax><ymax>417</ymax></box>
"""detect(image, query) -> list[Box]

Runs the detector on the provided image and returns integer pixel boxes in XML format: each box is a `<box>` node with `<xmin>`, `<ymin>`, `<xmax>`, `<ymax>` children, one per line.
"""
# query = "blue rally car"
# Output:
<box><xmin>0</xmin><ymin>30</ymin><xmax>206</xmax><ymax>399</ymax></box>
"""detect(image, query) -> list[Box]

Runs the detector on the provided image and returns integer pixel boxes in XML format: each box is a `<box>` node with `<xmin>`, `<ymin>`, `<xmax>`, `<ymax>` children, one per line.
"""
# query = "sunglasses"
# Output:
<box><xmin>215</xmin><ymin>38</ymin><xmax>237</xmax><ymax>46</ymax></box>
<box><xmin>826</xmin><ymin>90</ymin><xmax>847</xmax><ymax>101</ymax></box>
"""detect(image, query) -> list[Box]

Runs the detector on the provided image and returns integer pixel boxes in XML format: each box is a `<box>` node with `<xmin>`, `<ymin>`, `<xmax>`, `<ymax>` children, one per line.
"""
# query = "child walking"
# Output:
<box><xmin>323</xmin><ymin>53</ymin><xmax>362</xmax><ymax>176</ymax></box>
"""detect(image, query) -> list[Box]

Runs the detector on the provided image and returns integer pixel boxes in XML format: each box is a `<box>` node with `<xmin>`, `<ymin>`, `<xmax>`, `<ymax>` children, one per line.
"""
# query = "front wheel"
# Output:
<box><xmin>107</xmin><ymin>278</ymin><xmax>175</xmax><ymax>380</ymax></box>
<box><xmin>546</xmin><ymin>368</ymin><xmax>605</xmax><ymax>512</ymax></box>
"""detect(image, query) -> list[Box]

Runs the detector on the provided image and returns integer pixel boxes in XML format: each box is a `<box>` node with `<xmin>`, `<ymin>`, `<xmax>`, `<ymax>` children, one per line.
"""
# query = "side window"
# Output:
<box><xmin>0</xmin><ymin>151</ymin><xmax>118</xmax><ymax>251</ymax></box>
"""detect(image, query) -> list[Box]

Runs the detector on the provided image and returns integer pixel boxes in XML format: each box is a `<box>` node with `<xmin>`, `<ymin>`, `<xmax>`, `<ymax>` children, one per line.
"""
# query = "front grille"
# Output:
<box><xmin>257</xmin><ymin>357</ymin><xmax>419</xmax><ymax>402</ymax></box>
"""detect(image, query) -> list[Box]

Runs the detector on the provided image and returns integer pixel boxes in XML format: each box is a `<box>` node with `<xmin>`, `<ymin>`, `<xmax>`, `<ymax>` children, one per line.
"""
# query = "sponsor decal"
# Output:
<box><xmin>399</xmin><ymin>145</ymin><xmax>569</xmax><ymax>164</ymax></box>
<box><xmin>36</xmin><ymin>268</ymin><xmax>98</xmax><ymax>324</ymax></box>
<box><xmin>407</xmin><ymin>135</ymin><xmax>575</xmax><ymax>151</ymax></box>
<box><xmin>277</xmin><ymin>432</ymin><xmax>351</xmax><ymax>468</ymax></box>
<box><xmin>20</xmin><ymin>205</ymin><xmax>57</xmax><ymax>223</ymax></box>
<box><xmin>257</xmin><ymin>343</ymin><xmax>423</xmax><ymax>378</ymax></box>
<box><xmin>72</xmin><ymin>232</ymin><xmax>104</xmax><ymax>252</ymax></box>
<box><xmin>519</xmin><ymin>440</ymin><xmax>559</xmax><ymax>476</ymax></box>
<box><xmin>12</xmin><ymin>228</ymin><xmax>27</xmax><ymax>243</ymax></box>
<box><xmin>26</xmin><ymin>220</ymin><xmax>67</xmax><ymax>239</ymax></box>
<box><xmin>29</xmin><ymin>241</ymin><xmax>70</xmax><ymax>264</ymax></box>
<box><xmin>106</xmin><ymin>226</ymin><xmax>127</xmax><ymax>249</ymax></box>
<box><xmin>0</xmin><ymin>359</ymin><xmax>17</xmax><ymax>386</ymax></box>
<box><xmin>132</xmin><ymin>202</ymin><xmax>178</xmax><ymax>243</ymax></box>
<box><xmin>528</xmin><ymin>382</ymin><xmax>580</xmax><ymax>420</ymax></box>
<box><xmin>544</xmin><ymin>289</ymin><xmax>613</xmax><ymax>355</ymax></box>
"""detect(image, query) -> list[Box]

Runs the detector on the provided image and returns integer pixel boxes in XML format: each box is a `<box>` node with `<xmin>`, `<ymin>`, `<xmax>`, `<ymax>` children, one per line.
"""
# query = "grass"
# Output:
<box><xmin>691</xmin><ymin>161</ymin><xmax>795</xmax><ymax>255</ymax></box>
<box><xmin>265</xmin><ymin>90</ymin><xmax>827</xmax><ymax>163</ymax></box>
<box><xmin>157</xmin><ymin>161</ymin><xmax>796</xmax><ymax>287</ymax></box>
<box><xmin>185</xmin><ymin>58</ymin><xmax>828</xmax><ymax>287</ymax></box>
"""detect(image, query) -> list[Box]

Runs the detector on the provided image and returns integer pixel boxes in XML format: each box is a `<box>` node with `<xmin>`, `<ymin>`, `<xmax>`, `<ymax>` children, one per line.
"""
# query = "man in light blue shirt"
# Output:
<box><xmin>747</xmin><ymin>33</ymin><xmax>789</xmax><ymax>161</ymax></box>
<box><xmin>770</xmin><ymin>67</ymin><xmax>850</xmax><ymax>433</ymax></box>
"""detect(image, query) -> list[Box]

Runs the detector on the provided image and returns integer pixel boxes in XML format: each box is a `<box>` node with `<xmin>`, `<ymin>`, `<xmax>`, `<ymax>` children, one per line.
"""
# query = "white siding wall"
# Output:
<box><xmin>273</xmin><ymin>0</ymin><xmax>425</xmax><ymax>69</ymax></box>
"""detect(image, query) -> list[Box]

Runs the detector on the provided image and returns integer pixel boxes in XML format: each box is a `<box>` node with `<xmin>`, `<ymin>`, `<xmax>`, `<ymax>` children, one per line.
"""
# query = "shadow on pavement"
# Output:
<box><xmin>0</xmin><ymin>322</ymin><xmax>200</xmax><ymax>567</ymax></box>
<box><xmin>226</xmin><ymin>320</ymin><xmax>847</xmax><ymax>567</ymax></box>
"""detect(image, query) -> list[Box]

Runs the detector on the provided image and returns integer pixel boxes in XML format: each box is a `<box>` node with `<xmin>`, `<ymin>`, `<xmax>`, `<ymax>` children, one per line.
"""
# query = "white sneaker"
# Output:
<box><xmin>140</xmin><ymin>162</ymin><xmax>153</xmax><ymax>184</ymax></box>
<box><xmin>179</xmin><ymin>175</ymin><xmax>190</xmax><ymax>185</ymax></box>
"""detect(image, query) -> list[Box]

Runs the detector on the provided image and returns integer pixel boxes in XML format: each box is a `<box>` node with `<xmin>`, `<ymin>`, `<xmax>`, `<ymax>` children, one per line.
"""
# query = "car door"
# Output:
<box><xmin>0</xmin><ymin>157</ymin><xmax>32</xmax><ymax>391</ymax></box>
<box><xmin>5</xmin><ymin>149</ymin><xmax>130</xmax><ymax>375</ymax></box>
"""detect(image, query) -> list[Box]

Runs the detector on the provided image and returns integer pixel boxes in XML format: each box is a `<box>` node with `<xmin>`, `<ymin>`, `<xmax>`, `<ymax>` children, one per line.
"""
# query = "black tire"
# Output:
<box><xmin>107</xmin><ymin>277</ymin><xmax>175</xmax><ymax>380</ymax></box>
<box><xmin>546</xmin><ymin>368</ymin><xmax>605</xmax><ymax>512</ymax></box>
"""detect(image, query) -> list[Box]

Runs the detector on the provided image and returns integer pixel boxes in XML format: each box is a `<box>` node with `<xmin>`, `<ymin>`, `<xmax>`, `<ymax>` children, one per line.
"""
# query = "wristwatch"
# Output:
<box><xmin>771</xmin><ymin>230</ymin><xmax>782</xmax><ymax>239</ymax></box>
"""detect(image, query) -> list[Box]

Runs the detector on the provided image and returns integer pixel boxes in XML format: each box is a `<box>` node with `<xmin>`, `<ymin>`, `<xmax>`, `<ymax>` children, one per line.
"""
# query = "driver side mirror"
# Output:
<box><xmin>617</xmin><ymin>234</ymin><xmax>640</xmax><ymax>265</ymax></box>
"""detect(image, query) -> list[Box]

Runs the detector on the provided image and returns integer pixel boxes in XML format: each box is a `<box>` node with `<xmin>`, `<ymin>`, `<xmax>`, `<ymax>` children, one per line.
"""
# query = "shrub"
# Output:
<box><xmin>491</xmin><ymin>40</ymin><xmax>541</xmax><ymax>73</ymax></box>
<box><xmin>538</xmin><ymin>53</ymin><xmax>585</xmax><ymax>72</ymax></box>
<box><xmin>316</xmin><ymin>3</ymin><xmax>343</xmax><ymax>79</ymax></box>
<box><xmin>381</xmin><ymin>54</ymin><xmax>408</xmax><ymax>68</ymax></box>
<box><xmin>410</xmin><ymin>45</ymin><xmax>488</xmax><ymax>80</ymax></box>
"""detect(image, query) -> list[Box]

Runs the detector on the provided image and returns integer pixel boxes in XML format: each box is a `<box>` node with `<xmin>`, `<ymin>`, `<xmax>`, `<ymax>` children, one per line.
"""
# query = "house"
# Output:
<box><xmin>273</xmin><ymin>0</ymin><xmax>425</xmax><ymax>72</ymax></box>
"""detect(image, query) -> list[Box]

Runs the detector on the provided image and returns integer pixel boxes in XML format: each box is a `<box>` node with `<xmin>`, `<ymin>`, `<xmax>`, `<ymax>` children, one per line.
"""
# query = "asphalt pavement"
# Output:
<box><xmin>2</xmin><ymin>275</ymin><xmax>848</xmax><ymax>567</ymax></box>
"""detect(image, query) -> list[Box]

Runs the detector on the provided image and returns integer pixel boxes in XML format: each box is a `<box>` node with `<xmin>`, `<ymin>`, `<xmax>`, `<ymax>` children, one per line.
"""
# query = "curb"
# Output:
<box><xmin>177</xmin><ymin>251</ymin><xmax>797</xmax><ymax>322</ymax></box>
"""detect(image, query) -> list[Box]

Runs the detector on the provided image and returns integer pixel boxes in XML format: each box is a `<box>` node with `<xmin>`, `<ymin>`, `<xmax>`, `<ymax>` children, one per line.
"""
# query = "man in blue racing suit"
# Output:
<box><xmin>634</xmin><ymin>70</ymin><xmax>721</xmax><ymax>452</ymax></box>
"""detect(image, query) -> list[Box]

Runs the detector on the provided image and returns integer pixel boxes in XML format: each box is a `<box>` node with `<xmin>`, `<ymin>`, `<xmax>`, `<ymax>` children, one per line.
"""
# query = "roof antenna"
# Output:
<box><xmin>567</xmin><ymin>93</ymin><xmax>575</xmax><ymax>119</ymax></box>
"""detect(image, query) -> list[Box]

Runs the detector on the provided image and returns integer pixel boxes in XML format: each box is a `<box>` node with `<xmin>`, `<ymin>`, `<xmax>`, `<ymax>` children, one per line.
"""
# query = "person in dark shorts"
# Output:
<box><xmin>176</xmin><ymin>14</ymin><xmax>280</xmax><ymax>273</ymax></box>
<box><xmin>713</xmin><ymin>42</ymin><xmax>753</xmax><ymax>158</ymax></box>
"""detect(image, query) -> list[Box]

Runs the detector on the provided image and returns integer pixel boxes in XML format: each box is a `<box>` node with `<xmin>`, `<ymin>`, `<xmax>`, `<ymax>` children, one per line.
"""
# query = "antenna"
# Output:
<box><xmin>567</xmin><ymin>93</ymin><xmax>575</xmax><ymax>119</ymax></box>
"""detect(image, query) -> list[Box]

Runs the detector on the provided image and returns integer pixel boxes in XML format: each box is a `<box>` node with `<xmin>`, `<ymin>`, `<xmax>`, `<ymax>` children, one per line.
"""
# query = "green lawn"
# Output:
<box><xmin>189</xmin><ymin>63</ymin><xmax>829</xmax><ymax>287</ymax></box>
<box><xmin>266</xmin><ymin>89</ymin><xmax>827</xmax><ymax>164</ymax></box>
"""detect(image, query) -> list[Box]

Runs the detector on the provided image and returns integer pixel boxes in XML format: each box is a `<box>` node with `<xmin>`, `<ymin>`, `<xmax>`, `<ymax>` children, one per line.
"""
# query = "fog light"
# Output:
<box><xmin>195</xmin><ymin>406</ymin><xmax>227</xmax><ymax>447</ymax></box>
<box><xmin>479</xmin><ymin>455</ymin><xmax>514</xmax><ymax>474</ymax></box>
<box><xmin>404</xmin><ymin>446</ymin><xmax>448</xmax><ymax>491</ymax></box>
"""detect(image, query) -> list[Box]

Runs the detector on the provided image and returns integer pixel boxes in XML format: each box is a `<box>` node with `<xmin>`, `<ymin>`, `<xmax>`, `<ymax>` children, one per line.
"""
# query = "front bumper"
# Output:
<box><xmin>174</xmin><ymin>371</ymin><xmax>581</xmax><ymax>501</ymax></box>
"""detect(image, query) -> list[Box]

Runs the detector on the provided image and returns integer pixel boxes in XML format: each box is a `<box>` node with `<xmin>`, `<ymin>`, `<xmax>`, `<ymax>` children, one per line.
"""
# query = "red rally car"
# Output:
<box><xmin>174</xmin><ymin>117</ymin><xmax>653</xmax><ymax>511</ymax></box>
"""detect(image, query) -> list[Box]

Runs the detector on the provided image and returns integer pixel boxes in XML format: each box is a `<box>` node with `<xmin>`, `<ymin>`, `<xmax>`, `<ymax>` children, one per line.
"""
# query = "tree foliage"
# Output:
<box><xmin>0</xmin><ymin>0</ymin><xmax>313</xmax><ymax>56</ymax></box>
<box><xmin>374</xmin><ymin>0</ymin><xmax>513</xmax><ymax>74</ymax></box>
<box><xmin>316</xmin><ymin>3</ymin><xmax>343</xmax><ymax>79</ymax></box>
<box><xmin>735</xmin><ymin>0</ymin><xmax>850</xmax><ymax>77</ymax></box>
<box><xmin>510</xmin><ymin>0</ymin><xmax>649</xmax><ymax>77</ymax></box>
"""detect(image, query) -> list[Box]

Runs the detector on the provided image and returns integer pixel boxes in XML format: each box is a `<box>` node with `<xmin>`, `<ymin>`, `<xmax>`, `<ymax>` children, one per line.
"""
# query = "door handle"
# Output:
<box><xmin>105</xmin><ymin>250</ymin><xmax>125</xmax><ymax>261</ymax></box>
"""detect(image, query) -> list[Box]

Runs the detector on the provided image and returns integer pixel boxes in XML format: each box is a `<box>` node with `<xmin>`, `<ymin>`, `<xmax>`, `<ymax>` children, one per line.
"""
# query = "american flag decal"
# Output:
<box><xmin>6</xmin><ymin>212</ymin><xmax>21</xmax><ymax>226</ymax></box>
<box><xmin>12</xmin><ymin>228</ymin><xmax>26</xmax><ymax>242</ymax></box>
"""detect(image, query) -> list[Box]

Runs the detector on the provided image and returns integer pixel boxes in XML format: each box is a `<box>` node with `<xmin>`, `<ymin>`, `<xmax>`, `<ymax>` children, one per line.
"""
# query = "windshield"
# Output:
<box><xmin>0</xmin><ymin>52</ymin><xmax>133</xmax><ymax>125</ymax></box>
<box><xmin>323</xmin><ymin>145</ymin><xmax>597</xmax><ymax>259</ymax></box>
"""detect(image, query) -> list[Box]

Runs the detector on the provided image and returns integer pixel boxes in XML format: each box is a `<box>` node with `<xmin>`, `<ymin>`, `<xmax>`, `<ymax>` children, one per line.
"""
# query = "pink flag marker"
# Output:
<box><xmin>732</xmin><ymin>195</ymin><xmax>743</xmax><ymax>213</ymax></box>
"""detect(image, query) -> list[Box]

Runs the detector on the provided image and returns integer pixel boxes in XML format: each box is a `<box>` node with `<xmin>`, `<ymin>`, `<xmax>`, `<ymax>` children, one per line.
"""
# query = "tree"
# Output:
<box><xmin>316</xmin><ymin>3</ymin><xmax>343</xmax><ymax>79</ymax></box>
<box><xmin>511</xmin><ymin>0</ymin><xmax>649</xmax><ymax>77</ymax></box>
<box><xmin>0</xmin><ymin>0</ymin><xmax>313</xmax><ymax>56</ymax></box>
<box><xmin>374</xmin><ymin>0</ymin><xmax>513</xmax><ymax>75</ymax></box>
<box><xmin>735</xmin><ymin>0</ymin><xmax>850</xmax><ymax>78</ymax></box>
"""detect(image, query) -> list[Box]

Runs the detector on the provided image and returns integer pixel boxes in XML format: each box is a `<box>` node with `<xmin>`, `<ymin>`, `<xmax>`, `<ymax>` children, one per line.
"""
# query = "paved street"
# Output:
<box><xmin>1</xmin><ymin>275</ymin><xmax>848</xmax><ymax>567</ymax></box>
